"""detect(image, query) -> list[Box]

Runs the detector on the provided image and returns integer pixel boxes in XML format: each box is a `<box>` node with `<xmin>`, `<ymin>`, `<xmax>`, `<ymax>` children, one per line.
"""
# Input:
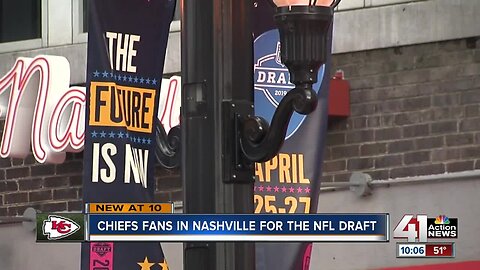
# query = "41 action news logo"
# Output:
<box><xmin>393</xmin><ymin>214</ymin><xmax>458</xmax><ymax>242</ymax></box>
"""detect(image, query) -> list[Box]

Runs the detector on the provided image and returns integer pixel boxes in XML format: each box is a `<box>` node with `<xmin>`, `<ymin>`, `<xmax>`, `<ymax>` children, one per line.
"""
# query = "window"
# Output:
<box><xmin>82</xmin><ymin>0</ymin><xmax>88</xmax><ymax>33</ymax></box>
<box><xmin>173</xmin><ymin>0</ymin><xmax>180</xmax><ymax>21</ymax></box>
<box><xmin>170</xmin><ymin>0</ymin><xmax>181</xmax><ymax>32</ymax></box>
<box><xmin>0</xmin><ymin>0</ymin><xmax>41</xmax><ymax>43</ymax></box>
<box><xmin>73</xmin><ymin>0</ymin><xmax>88</xmax><ymax>43</ymax></box>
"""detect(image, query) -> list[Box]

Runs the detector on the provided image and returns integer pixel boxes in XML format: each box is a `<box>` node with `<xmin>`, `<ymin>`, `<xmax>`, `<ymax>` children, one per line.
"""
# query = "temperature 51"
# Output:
<box><xmin>434</xmin><ymin>246</ymin><xmax>447</xmax><ymax>255</ymax></box>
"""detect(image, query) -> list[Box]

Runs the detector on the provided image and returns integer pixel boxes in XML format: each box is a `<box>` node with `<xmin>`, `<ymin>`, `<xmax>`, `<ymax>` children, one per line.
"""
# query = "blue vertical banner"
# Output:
<box><xmin>81</xmin><ymin>1</ymin><xmax>175</xmax><ymax>269</ymax></box>
<box><xmin>253</xmin><ymin>1</ymin><xmax>333</xmax><ymax>269</ymax></box>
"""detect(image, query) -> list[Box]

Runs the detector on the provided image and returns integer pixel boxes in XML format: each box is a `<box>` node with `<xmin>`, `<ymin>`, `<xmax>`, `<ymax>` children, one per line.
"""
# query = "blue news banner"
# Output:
<box><xmin>87</xmin><ymin>214</ymin><xmax>389</xmax><ymax>242</ymax></box>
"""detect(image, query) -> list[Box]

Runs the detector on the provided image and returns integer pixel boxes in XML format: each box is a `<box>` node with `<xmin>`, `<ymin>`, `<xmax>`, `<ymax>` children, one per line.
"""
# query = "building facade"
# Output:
<box><xmin>1</xmin><ymin>0</ymin><xmax>480</xmax><ymax>269</ymax></box>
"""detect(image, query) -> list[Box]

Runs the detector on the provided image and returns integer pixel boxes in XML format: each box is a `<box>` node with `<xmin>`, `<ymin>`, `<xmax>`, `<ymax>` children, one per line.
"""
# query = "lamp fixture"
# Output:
<box><xmin>239</xmin><ymin>0</ymin><xmax>340</xmax><ymax>162</ymax></box>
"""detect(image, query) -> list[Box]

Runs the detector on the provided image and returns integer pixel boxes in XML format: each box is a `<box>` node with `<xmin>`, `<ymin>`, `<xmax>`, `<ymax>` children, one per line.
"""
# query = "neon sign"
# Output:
<box><xmin>0</xmin><ymin>55</ymin><xmax>180</xmax><ymax>164</ymax></box>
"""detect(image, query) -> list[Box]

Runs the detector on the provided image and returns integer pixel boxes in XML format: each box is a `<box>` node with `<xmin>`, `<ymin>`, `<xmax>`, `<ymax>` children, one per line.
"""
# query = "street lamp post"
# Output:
<box><xmin>182</xmin><ymin>0</ymin><xmax>255</xmax><ymax>269</ymax></box>
<box><xmin>181</xmin><ymin>0</ymin><xmax>340</xmax><ymax>269</ymax></box>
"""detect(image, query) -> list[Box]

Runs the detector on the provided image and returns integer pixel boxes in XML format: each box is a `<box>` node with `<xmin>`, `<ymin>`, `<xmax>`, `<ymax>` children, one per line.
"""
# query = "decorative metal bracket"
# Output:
<box><xmin>225</xmin><ymin>101</ymin><xmax>256</xmax><ymax>183</ymax></box>
<box><xmin>155</xmin><ymin>120</ymin><xmax>181</xmax><ymax>169</ymax></box>
<box><xmin>239</xmin><ymin>85</ymin><xmax>317</xmax><ymax>162</ymax></box>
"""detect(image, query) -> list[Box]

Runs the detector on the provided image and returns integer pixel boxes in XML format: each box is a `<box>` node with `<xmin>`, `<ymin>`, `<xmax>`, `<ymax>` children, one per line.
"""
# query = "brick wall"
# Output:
<box><xmin>1</xmin><ymin>37</ymin><xmax>479</xmax><ymax>216</ymax></box>
<box><xmin>323</xmin><ymin>37</ymin><xmax>480</xmax><ymax>183</ymax></box>
<box><xmin>0</xmin><ymin>149</ymin><xmax>84</xmax><ymax>217</ymax></box>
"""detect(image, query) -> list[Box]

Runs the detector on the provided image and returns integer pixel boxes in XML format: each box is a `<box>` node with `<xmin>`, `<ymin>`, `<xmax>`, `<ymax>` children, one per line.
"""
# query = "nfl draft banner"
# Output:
<box><xmin>82</xmin><ymin>1</ymin><xmax>175</xmax><ymax>270</ymax></box>
<box><xmin>253</xmin><ymin>1</ymin><xmax>333</xmax><ymax>269</ymax></box>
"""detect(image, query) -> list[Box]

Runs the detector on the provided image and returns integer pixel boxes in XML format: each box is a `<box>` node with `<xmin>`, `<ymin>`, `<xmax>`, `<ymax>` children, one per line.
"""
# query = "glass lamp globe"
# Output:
<box><xmin>273</xmin><ymin>0</ymin><xmax>333</xmax><ymax>7</ymax></box>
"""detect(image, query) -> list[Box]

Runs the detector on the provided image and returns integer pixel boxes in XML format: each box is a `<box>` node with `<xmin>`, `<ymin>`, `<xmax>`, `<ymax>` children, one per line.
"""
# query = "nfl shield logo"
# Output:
<box><xmin>92</xmin><ymin>242</ymin><xmax>113</xmax><ymax>257</ymax></box>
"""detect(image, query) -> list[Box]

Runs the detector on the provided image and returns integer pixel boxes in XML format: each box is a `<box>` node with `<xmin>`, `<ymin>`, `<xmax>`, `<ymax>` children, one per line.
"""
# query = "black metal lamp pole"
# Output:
<box><xmin>181</xmin><ymin>0</ymin><xmax>255</xmax><ymax>269</ymax></box>
<box><xmin>179</xmin><ymin>0</ymin><xmax>340</xmax><ymax>269</ymax></box>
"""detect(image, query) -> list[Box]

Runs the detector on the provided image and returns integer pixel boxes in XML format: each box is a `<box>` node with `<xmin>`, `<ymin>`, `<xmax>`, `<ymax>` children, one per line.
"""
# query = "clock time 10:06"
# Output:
<box><xmin>397</xmin><ymin>244</ymin><xmax>426</xmax><ymax>258</ymax></box>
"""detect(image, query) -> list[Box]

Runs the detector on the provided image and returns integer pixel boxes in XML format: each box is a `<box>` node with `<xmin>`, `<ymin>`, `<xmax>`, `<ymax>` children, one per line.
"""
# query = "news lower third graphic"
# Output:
<box><xmin>393</xmin><ymin>214</ymin><xmax>458</xmax><ymax>258</ymax></box>
<box><xmin>86</xmin><ymin>213</ymin><xmax>388</xmax><ymax>242</ymax></box>
<box><xmin>36</xmin><ymin>203</ymin><xmax>388</xmax><ymax>242</ymax></box>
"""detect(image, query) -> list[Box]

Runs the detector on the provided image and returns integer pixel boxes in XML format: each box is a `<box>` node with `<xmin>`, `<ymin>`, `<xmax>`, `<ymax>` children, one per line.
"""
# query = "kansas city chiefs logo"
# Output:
<box><xmin>42</xmin><ymin>215</ymin><xmax>80</xmax><ymax>240</ymax></box>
